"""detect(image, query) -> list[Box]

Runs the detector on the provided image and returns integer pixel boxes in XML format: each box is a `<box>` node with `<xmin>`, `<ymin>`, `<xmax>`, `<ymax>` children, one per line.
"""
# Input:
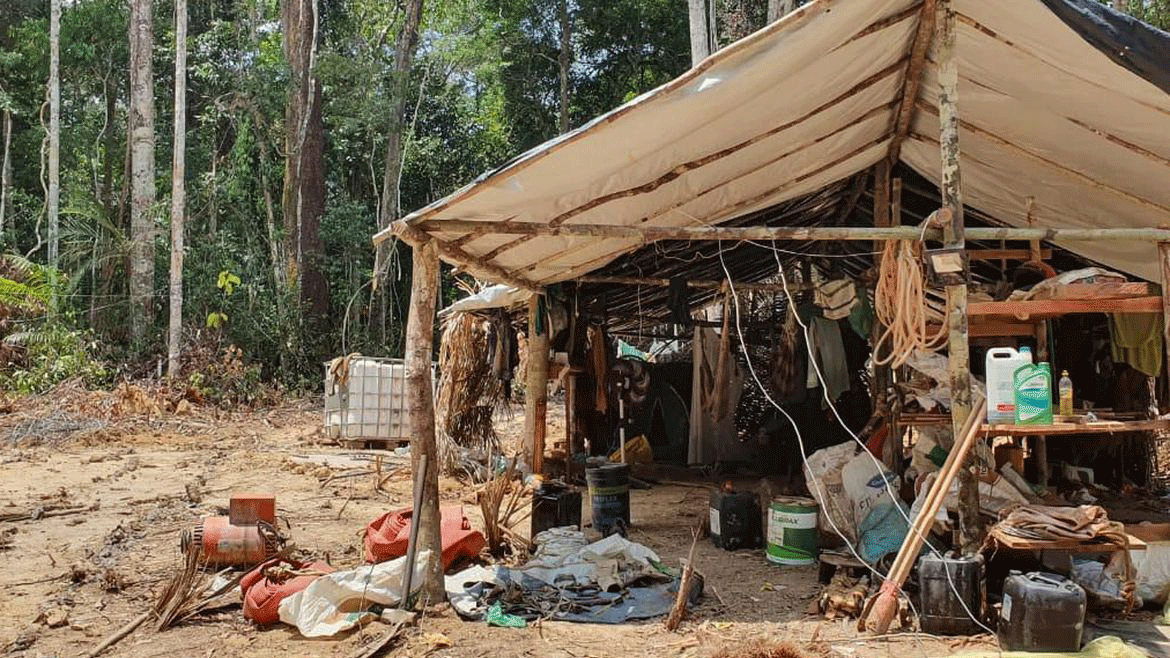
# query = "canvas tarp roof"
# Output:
<box><xmin>375</xmin><ymin>0</ymin><xmax>1170</xmax><ymax>286</ymax></box>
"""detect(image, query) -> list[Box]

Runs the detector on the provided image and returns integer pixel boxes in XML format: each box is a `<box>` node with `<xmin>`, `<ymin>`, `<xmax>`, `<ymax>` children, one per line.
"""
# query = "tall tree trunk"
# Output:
<box><xmin>102</xmin><ymin>78</ymin><xmax>115</xmax><ymax>221</ymax></box>
<box><xmin>48</xmin><ymin>0</ymin><xmax>60</xmax><ymax>290</ymax></box>
<box><xmin>767</xmin><ymin>0</ymin><xmax>795</xmax><ymax>22</ymax></box>
<box><xmin>0</xmin><ymin>110</ymin><xmax>11</xmax><ymax>243</ymax></box>
<box><xmin>128</xmin><ymin>0</ymin><xmax>156</xmax><ymax>349</ymax></box>
<box><xmin>688</xmin><ymin>0</ymin><xmax>710</xmax><ymax>66</ymax></box>
<box><xmin>251</xmin><ymin>106</ymin><xmax>284</xmax><ymax>292</ymax></box>
<box><xmin>281</xmin><ymin>0</ymin><xmax>328</xmax><ymax>332</ymax></box>
<box><xmin>167</xmin><ymin>0</ymin><xmax>187</xmax><ymax>378</ymax></box>
<box><xmin>558</xmin><ymin>0</ymin><xmax>571</xmax><ymax>134</ymax></box>
<box><xmin>373</xmin><ymin>0</ymin><xmax>425</xmax><ymax>341</ymax></box>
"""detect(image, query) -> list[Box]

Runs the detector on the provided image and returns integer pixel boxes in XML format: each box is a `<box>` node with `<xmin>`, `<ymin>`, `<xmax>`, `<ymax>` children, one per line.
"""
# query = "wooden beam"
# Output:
<box><xmin>413</xmin><ymin>220</ymin><xmax>1170</xmax><ymax>243</ymax></box>
<box><xmin>403</xmin><ymin>240</ymin><xmax>444</xmax><ymax>601</ymax></box>
<box><xmin>968</xmin><ymin>297</ymin><xmax>1162</xmax><ymax>318</ymax></box>
<box><xmin>525</xmin><ymin>292</ymin><xmax>550</xmax><ymax>475</ymax></box>
<box><xmin>983</xmin><ymin>418</ymin><xmax>1170</xmax><ymax>437</ymax></box>
<box><xmin>576</xmin><ymin>274</ymin><xmax>813</xmax><ymax>291</ymax></box>
<box><xmin>887</xmin><ymin>0</ymin><xmax>937</xmax><ymax>165</ymax></box>
<box><xmin>388</xmin><ymin>220</ymin><xmax>540</xmax><ymax>293</ymax></box>
<box><xmin>969</xmin><ymin>248</ymin><xmax>1051</xmax><ymax>261</ymax></box>
<box><xmin>930</xmin><ymin>320</ymin><xmax>1036</xmax><ymax>338</ymax></box>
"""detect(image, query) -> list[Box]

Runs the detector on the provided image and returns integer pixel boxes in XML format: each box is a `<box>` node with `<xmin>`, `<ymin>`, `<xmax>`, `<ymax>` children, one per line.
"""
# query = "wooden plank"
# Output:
<box><xmin>991</xmin><ymin>532</ymin><xmax>1147</xmax><ymax>552</ymax></box>
<box><xmin>968</xmin><ymin>297</ymin><xmax>1162</xmax><ymax>318</ymax></box>
<box><xmin>1027</xmin><ymin>282</ymin><xmax>1154</xmax><ymax>301</ymax></box>
<box><xmin>968</xmin><ymin>248</ymin><xmax>1051</xmax><ymax>261</ymax></box>
<box><xmin>981</xmin><ymin>418</ymin><xmax>1170</xmax><ymax>436</ymax></box>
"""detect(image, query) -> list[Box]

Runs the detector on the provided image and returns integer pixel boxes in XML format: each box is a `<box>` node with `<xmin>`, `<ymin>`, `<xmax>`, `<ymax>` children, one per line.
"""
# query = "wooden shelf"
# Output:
<box><xmin>981</xmin><ymin>418</ymin><xmax>1170</xmax><ymax>436</ymax></box>
<box><xmin>968</xmin><ymin>296</ymin><xmax>1161</xmax><ymax>320</ymax></box>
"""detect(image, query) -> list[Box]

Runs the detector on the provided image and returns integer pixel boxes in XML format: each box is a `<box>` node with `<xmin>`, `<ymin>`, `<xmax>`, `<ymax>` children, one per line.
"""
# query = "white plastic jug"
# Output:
<box><xmin>986</xmin><ymin>347</ymin><xmax>1031</xmax><ymax>424</ymax></box>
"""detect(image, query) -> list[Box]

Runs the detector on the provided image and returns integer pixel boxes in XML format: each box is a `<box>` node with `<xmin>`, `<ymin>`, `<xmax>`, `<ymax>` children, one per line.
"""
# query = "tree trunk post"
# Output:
<box><xmin>48</xmin><ymin>0</ymin><xmax>61</xmax><ymax>290</ymax></box>
<box><xmin>525</xmin><ymin>291</ymin><xmax>549</xmax><ymax>475</ymax></box>
<box><xmin>1160</xmin><ymin>243</ymin><xmax>1170</xmax><ymax>402</ymax></box>
<box><xmin>0</xmin><ymin>109</ymin><xmax>11</xmax><ymax>241</ymax></box>
<box><xmin>128</xmin><ymin>0</ymin><xmax>156</xmax><ymax>349</ymax></box>
<box><xmin>557</xmin><ymin>0</ymin><xmax>571</xmax><ymax>134</ymax></box>
<box><xmin>937</xmin><ymin>0</ymin><xmax>982</xmax><ymax>552</ymax></box>
<box><xmin>168</xmin><ymin>0</ymin><xmax>187</xmax><ymax>378</ymax></box>
<box><xmin>688</xmin><ymin>0</ymin><xmax>710</xmax><ymax>66</ymax></box>
<box><xmin>404</xmin><ymin>240</ymin><xmax>444</xmax><ymax>602</ymax></box>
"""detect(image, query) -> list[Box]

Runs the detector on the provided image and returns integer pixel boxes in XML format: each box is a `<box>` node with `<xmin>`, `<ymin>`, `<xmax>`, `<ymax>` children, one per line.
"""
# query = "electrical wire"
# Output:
<box><xmin>711</xmin><ymin>237</ymin><xmax>996</xmax><ymax>632</ymax></box>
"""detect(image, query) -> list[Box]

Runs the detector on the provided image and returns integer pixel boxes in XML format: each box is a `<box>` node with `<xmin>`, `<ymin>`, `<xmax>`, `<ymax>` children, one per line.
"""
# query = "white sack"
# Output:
<box><xmin>278</xmin><ymin>550</ymin><xmax>431</xmax><ymax>637</ymax></box>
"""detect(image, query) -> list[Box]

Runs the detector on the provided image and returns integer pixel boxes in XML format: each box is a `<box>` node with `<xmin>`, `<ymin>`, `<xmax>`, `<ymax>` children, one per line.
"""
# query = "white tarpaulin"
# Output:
<box><xmin>374</xmin><ymin>0</ymin><xmax>1170</xmax><ymax>287</ymax></box>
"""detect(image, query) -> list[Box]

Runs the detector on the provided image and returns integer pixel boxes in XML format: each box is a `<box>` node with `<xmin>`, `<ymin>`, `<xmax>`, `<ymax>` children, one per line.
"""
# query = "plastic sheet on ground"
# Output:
<box><xmin>277</xmin><ymin>550</ymin><xmax>431</xmax><ymax>637</ymax></box>
<box><xmin>446</xmin><ymin>529</ymin><xmax>695</xmax><ymax>624</ymax></box>
<box><xmin>948</xmin><ymin>636</ymin><xmax>1145</xmax><ymax>658</ymax></box>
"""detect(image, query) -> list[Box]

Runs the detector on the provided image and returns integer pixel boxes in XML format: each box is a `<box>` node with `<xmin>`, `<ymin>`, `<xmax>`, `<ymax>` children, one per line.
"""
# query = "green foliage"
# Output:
<box><xmin>1</xmin><ymin>322</ymin><xmax>108</xmax><ymax>394</ymax></box>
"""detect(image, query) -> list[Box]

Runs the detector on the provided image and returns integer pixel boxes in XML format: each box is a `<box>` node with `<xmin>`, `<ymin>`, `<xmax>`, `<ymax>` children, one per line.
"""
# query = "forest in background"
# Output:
<box><xmin>0</xmin><ymin>0</ymin><xmax>1166</xmax><ymax>397</ymax></box>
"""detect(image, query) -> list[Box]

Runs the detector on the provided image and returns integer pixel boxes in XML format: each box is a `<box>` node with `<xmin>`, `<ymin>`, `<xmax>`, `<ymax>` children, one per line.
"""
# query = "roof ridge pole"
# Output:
<box><xmin>936</xmin><ymin>0</ymin><xmax>983</xmax><ymax>554</ymax></box>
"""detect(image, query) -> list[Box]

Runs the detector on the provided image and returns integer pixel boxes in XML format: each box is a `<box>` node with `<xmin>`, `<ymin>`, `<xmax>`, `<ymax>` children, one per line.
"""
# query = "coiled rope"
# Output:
<box><xmin>872</xmin><ymin>238</ymin><xmax>951</xmax><ymax>367</ymax></box>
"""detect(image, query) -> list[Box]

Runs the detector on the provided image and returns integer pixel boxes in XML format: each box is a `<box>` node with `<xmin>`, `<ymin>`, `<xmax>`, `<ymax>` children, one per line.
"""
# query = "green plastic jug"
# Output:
<box><xmin>1014</xmin><ymin>363</ymin><xmax>1053</xmax><ymax>425</ymax></box>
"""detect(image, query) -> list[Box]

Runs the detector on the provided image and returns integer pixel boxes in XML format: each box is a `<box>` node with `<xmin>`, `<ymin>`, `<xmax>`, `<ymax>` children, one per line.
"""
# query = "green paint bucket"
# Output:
<box><xmin>766</xmin><ymin>497</ymin><xmax>819</xmax><ymax>565</ymax></box>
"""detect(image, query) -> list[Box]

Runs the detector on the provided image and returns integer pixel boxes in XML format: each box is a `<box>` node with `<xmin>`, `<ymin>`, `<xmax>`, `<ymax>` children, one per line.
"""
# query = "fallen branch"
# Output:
<box><xmin>0</xmin><ymin>504</ymin><xmax>93</xmax><ymax>523</ymax></box>
<box><xmin>80</xmin><ymin>610</ymin><xmax>152</xmax><ymax>658</ymax></box>
<box><xmin>665</xmin><ymin>525</ymin><xmax>700</xmax><ymax>631</ymax></box>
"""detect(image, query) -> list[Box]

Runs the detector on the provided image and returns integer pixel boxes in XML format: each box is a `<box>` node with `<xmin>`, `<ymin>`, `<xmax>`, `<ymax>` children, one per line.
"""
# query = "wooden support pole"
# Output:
<box><xmin>871</xmin><ymin>161</ymin><xmax>894</xmax><ymax>468</ymax></box>
<box><xmin>1029</xmin><ymin>198</ymin><xmax>1050</xmax><ymax>488</ymax></box>
<box><xmin>525</xmin><ymin>291</ymin><xmax>549</xmax><ymax>475</ymax></box>
<box><xmin>1160</xmin><ymin>243</ymin><xmax>1170</xmax><ymax>407</ymax></box>
<box><xmin>404</xmin><ymin>240</ymin><xmax>444</xmax><ymax>601</ymax></box>
<box><xmin>937</xmin><ymin>0</ymin><xmax>983</xmax><ymax>553</ymax></box>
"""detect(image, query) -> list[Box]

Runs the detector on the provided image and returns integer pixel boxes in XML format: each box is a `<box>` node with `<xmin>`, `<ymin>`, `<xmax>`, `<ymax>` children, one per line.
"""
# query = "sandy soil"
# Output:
<box><xmin>0</xmin><ymin>389</ymin><xmax>990</xmax><ymax>658</ymax></box>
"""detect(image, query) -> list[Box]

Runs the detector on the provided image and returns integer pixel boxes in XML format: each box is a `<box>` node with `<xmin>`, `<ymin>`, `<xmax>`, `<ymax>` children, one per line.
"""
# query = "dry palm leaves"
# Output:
<box><xmin>477</xmin><ymin>456</ymin><xmax>530</xmax><ymax>558</ymax></box>
<box><xmin>712</xmin><ymin>640</ymin><xmax>808</xmax><ymax>658</ymax></box>
<box><xmin>435</xmin><ymin>311</ymin><xmax>507</xmax><ymax>476</ymax></box>
<box><xmin>153</xmin><ymin>549</ymin><xmax>245</xmax><ymax>630</ymax></box>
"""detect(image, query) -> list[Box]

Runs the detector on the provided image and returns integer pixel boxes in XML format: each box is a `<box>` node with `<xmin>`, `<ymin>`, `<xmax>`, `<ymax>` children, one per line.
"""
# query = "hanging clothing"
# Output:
<box><xmin>807</xmin><ymin>316</ymin><xmax>850</xmax><ymax>404</ymax></box>
<box><xmin>815</xmin><ymin>278</ymin><xmax>858</xmax><ymax>321</ymax></box>
<box><xmin>1108</xmin><ymin>313</ymin><xmax>1163</xmax><ymax>378</ymax></box>
<box><xmin>588</xmin><ymin>326</ymin><xmax>610</xmax><ymax>414</ymax></box>
<box><xmin>848</xmin><ymin>286</ymin><xmax>875</xmax><ymax>339</ymax></box>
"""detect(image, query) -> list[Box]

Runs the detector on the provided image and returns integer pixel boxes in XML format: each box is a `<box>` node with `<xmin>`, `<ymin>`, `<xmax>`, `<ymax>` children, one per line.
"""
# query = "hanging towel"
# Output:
<box><xmin>1108</xmin><ymin>313</ymin><xmax>1163</xmax><ymax>378</ymax></box>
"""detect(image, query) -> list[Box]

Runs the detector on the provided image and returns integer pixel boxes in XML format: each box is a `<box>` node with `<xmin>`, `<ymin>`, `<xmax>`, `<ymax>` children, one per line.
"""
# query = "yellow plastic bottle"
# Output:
<box><xmin>1058</xmin><ymin>370</ymin><xmax>1074</xmax><ymax>417</ymax></box>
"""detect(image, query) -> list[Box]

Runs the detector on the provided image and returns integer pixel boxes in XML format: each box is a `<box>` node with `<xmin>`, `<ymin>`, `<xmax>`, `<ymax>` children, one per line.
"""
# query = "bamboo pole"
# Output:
<box><xmin>525</xmin><ymin>292</ymin><xmax>549</xmax><ymax>475</ymax></box>
<box><xmin>405</xmin><ymin>220</ymin><xmax>1170</xmax><ymax>243</ymax></box>
<box><xmin>404</xmin><ymin>240</ymin><xmax>444</xmax><ymax>601</ymax></box>
<box><xmin>936</xmin><ymin>0</ymin><xmax>982</xmax><ymax>553</ymax></box>
<box><xmin>887</xmin><ymin>0</ymin><xmax>937</xmax><ymax>165</ymax></box>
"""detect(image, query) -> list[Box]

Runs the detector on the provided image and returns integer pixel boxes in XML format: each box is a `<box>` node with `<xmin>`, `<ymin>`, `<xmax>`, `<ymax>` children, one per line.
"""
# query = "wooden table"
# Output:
<box><xmin>989</xmin><ymin>532</ymin><xmax>1148</xmax><ymax>552</ymax></box>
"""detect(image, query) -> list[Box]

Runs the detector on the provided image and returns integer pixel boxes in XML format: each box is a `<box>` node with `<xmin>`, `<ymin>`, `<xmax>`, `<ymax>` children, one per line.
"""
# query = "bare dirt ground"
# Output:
<box><xmin>0</xmin><ymin>387</ymin><xmax>988</xmax><ymax>658</ymax></box>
